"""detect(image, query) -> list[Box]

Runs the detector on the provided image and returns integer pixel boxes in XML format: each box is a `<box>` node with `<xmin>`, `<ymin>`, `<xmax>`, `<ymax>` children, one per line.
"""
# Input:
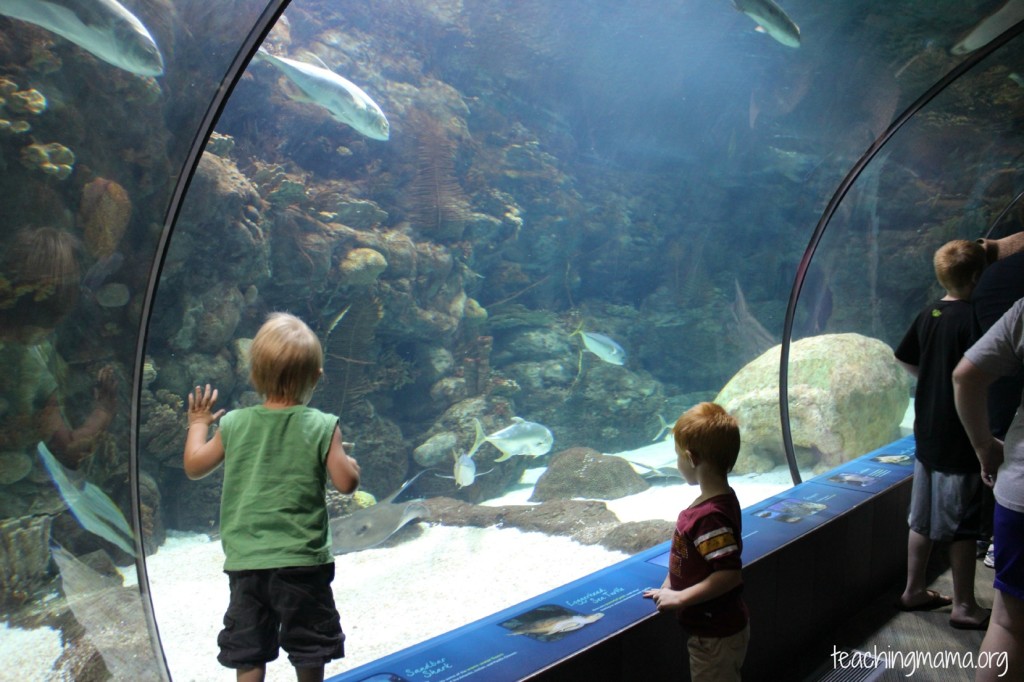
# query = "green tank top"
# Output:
<box><xmin>218</xmin><ymin>405</ymin><xmax>337</xmax><ymax>570</ymax></box>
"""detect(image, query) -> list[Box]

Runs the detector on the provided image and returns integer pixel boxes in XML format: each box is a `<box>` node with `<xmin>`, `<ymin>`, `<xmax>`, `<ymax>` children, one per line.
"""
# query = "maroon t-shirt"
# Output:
<box><xmin>668</xmin><ymin>490</ymin><xmax>748</xmax><ymax>637</ymax></box>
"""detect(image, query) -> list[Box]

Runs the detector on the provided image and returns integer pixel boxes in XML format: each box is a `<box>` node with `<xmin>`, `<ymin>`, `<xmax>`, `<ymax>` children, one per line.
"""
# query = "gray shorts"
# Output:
<box><xmin>908</xmin><ymin>460</ymin><xmax>983</xmax><ymax>542</ymax></box>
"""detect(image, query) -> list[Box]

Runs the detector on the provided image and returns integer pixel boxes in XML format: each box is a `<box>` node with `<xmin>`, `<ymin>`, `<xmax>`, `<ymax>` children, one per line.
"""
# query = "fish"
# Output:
<box><xmin>329</xmin><ymin>471</ymin><xmax>430</xmax><ymax>554</ymax></box>
<box><xmin>478</xmin><ymin>417</ymin><xmax>553</xmax><ymax>463</ymax></box>
<box><xmin>627</xmin><ymin>459</ymin><xmax>684</xmax><ymax>482</ymax></box>
<box><xmin>434</xmin><ymin>424</ymin><xmax>490</xmax><ymax>488</ymax></box>
<box><xmin>650</xmin><ymin>414</ymin><xmax>672</xmax><ymax>442</ymax></box>
<box><xmin>571</xmin><ymin>328</ymin><xmax>626</xmax><ymax>366</ymax></box>
<box><xmin>0</xmin><ymin>0</ymin><xmax>164</xmax><ymax>76</ymax></box>
<box><xmin>253</xmin><ymin>47</ymin><xmax>390</xmax><ymax>141</ymax></box>
<box><xmin>732</xmin><ymin>0</ymin><xmax>801</xmax><ymax>48</ymax></box>
<box><xmin>507</xmin><ymin>612</ymin><xmax>604</xmax><ymax>637</ymax></box>
<box><xmin>952</xmin><ymin>0</ymin><xmax>1024</xmax><ymax>55</ymax></box>
<box><xmin>37</xmin><ymin>442</ymin><xmax>135</xmax><ymax>556</ymax></box>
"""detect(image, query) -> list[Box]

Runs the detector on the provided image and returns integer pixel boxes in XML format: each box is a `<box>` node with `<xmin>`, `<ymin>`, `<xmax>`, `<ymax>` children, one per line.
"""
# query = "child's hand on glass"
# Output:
<box><xmin>187</xmin><ymin>384</ymin><xmax>225</xmax><ymax>427</ymax></box>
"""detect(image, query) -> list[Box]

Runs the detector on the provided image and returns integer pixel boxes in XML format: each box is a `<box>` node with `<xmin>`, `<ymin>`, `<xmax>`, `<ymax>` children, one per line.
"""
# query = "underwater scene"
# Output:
<box><xmin>2</xmin><ymin>0</ymin><xmax>1024</xmax><ymax>678</ymax></box>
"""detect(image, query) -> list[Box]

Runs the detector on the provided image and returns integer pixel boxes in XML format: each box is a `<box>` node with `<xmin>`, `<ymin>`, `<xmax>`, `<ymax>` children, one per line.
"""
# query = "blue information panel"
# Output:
<box><xmin>330</xmin><ymin>437</ymin><xmax>916</xmax><ymax>681</ymax></box>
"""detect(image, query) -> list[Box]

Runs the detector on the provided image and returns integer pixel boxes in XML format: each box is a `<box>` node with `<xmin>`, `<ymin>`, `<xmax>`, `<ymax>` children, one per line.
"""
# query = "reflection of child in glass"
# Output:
<box><xmin>0</xmin><ymin>227</ymin><xmax>116</xmax><ymax>469</ymax></box>
<box><xmin>183</xmin><ymin>312</ymin><xmax>361</xmax><ymax>682</ymax></box>
<box><xmin>894</xmin><ymin>239</ymin><xmax>989</xmax><ymax>629</ymax></box>
<box><xmin>643</xmin><ymin>402</ymin><xmax>749</xmax><ymax>681</ymax></box>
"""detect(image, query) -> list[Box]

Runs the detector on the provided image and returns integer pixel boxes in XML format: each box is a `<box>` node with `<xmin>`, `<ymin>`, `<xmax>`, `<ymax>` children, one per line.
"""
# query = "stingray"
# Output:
<box><xmin>330</xmin><ymin>471</ymin><xmax>429</xmax><ymax>555</ymax></box>
<box><xmin>37</xmin><ymin>442</ymin><xmax>135</xmax><ymax>556</ymax></box>
<box><xmin>627</xmin><ymin>459</ymin><xmax>684</xmax><ymax>483</ymax></box>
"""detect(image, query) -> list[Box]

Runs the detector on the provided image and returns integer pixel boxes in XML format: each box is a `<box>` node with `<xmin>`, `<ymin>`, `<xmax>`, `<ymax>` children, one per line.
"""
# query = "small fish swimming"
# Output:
<box><xmin>732</xmin><ymin>0</ymin><xmax>801</xmax><ymax>48</ymax></box>
<box><xmin>436</xmin><ymin>424</ymin><xmax>489</xmax><ymax>488</ymax></box>
<box><xmin>952</xmin><ymin>0</ymin><xmax>1024</xmax><ymax>55</ymax></box>
<box><xmin>0</xmin><ymin>0</ymin><xmax>164</xmax><ymax>76</ymax></box>
<box><xmin>508</xmin><ymin>612</ymin><xmax>604</xmax><ymax>637</ymax></box>
<box><xmin>330</xmin><ymin>471</ymin><xmax>429</xmax><ymax>554</ymax></box>
<box><xmin>571</xmin><ymin>329</ymin><xmax>626</xmax><ymax>366</ymax></box>
<box><xmin>477</xmin><ymin>417</ymin><xmax>553</xmax><ymax>463</ymax></box>
<box><xmin>253</xmin><ymin>47</ymin><xmax>390</xmax><ymax>141</ymax></box>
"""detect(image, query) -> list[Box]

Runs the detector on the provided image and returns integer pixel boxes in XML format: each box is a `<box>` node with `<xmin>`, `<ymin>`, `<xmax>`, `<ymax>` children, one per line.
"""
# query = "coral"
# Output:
<box><xmin>95</xmin><ymin>283</ymin><xmax>131</xmax><ymax>308</ymax></box>
<box><xmin>206</xmin><ymin>131</ymin><xmax>235</xmax><ymax>157</ymax></box>
<box><xmin>404</xmin><ymin>110</ymin><xmax>470</xmax><ymax>240</ymax></box>
<box><xmin>79</xmin><ymin>178</ymin><xmax>132</xmax><ymax>258</ymax></box>
<box><xmin>19</xmin><ymin>142</ymin><xmax>74</xmax><ymax>179</ymax></box>
<box><xmin>6</xmin><ymin>88</ymin><xmax>46</xmax><ymax>116</ymax></box>
<box><xmin>338</xmin><ymin>247</ymin><xmax>388</xmax><ymax>286</ymax></box>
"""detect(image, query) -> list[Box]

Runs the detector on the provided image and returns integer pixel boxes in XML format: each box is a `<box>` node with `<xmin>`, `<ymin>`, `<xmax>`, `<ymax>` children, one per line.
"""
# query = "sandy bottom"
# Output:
<box><xmin>5</xmin><ymin>438</ymin><xmax>798</xmax><ymax>681</ymax></box>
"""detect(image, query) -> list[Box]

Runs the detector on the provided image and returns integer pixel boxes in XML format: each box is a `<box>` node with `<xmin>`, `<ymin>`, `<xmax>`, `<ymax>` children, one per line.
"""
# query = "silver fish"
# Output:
<box><xmin>733</xmin><ymin>0</ymin><xmax>801</xmax><ymax>48</ymax></box>
<box><xmin>0</xmin><ymin>0</ymin><xmax>164</xmax><ymax>76</ymax></box>
<box><xmin>573</xmin><ymin>330</ymin><xmax>626</xmax><ymax>366</ymax></box>
<box><xmin>254</xmin><ymin>48</ymin><xmax>390</xmax><ymax>141</ymax></box>
<box><xmin>952</xmin><ymin>0</ymin><xmax>1024</xmax><ymax>55</ymax></box>
<box><xmin>330</xmin><ymin>472</ymin><xmax>429</xmax><ymax>554</ymax></box>
<box><xmin>478</xmin><ymin>417</ymin><xmax>553</xmax><ymax>463</ymax></box>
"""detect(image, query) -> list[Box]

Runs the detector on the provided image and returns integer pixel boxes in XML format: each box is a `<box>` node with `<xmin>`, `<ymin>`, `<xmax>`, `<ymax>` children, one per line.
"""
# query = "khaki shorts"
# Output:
<box><xmin>688</xmin><ymin>622</ymin><xmax>750</xmax><ymax>682</ymax></box>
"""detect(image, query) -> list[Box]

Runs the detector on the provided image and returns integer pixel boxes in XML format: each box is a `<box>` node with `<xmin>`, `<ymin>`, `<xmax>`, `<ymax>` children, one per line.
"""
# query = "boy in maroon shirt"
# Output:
<box><xmin>644</xmin><ymin>402</ymin><xmax>749</xmax><ymax>682</ymax></box>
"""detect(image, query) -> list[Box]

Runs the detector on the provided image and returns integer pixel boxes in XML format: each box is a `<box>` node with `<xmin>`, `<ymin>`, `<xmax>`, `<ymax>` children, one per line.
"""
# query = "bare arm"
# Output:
<box><xmin>326</xmin><ymin>426</ymin><xmax>360</xmax><ymax>494</ymax></box>
<box><xmin>953</xmin><ymin>357</ymin><xmax>1004</xmax><ymax>486</ymax></box>
<box><xmin>643</xmin><ymin>569</ymin><xmax>743</xmax><ymax>612</ymax></box>
<box><xmin>896</xmin><ymin>359</ymin><xmax>919</xmax><ymax>379</ymax></box>
<box><xmin>44</xmin><ymin>364</ymin><xmax>118</xmax><ymax>468</ymax></box>
<box><xmin>183</xmin><ymin>384</ymin><xmax>226</xmax><ymax>480</ymax></box>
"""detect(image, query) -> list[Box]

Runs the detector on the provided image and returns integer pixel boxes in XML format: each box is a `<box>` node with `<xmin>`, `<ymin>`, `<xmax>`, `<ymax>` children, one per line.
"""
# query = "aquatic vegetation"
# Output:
<box><xmin>205</xmin><ymin>131</ymin><xmax>235</xmax><ymax>157</ymax></box>
<box><xmin>19</xmin><ymin>141</ymin><xmax>74</xmax><ymax>179</ymax></box>
<box><xmin>322</xmin><ymin>296</ymin><xmax>384</xmax><ymax>416</ymax></box>
<box><xmin>405</xmin><ymin>110</ymin><xmax>470</xmax><ymax>240</ymax></box>
<box><xmin>79</xmin><ymin>178</ymin><xmax>132</xmax><ymax>258</ymax></box>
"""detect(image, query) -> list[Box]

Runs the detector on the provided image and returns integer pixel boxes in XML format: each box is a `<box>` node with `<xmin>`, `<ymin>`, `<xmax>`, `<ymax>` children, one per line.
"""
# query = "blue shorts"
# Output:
<box><xmin>218</xmin><ymin>563</ymin><xmax>345</xmax><ymax>669</ymax></box>
<box><xmin>993</xmin><ymin>502</ymin><xmax>1024</xmax><ymax>601</ymax></box>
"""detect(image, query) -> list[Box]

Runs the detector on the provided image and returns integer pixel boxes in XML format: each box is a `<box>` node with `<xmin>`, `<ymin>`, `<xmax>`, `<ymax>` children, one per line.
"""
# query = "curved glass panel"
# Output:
<box><xmin>0</xmin><ymin>0</ymin><xmax>276</xmax><ymax>678</ymax></box>
<box><xmin>139</xmin><ymin>2</ymin><xmax>1024</xmax><ymax>677</ymax></box>
<box><xmin>789</xmin><ymin>24</ymin><xmax>1024</xmax><ymax>473</ymax></box>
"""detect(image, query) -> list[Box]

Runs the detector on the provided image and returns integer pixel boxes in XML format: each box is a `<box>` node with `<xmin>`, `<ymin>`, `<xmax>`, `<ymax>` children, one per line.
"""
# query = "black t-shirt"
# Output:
<box><xmin>895</xmin><ymin>299</ymin><xmax>980</xmax><ymax>473</ymax></box>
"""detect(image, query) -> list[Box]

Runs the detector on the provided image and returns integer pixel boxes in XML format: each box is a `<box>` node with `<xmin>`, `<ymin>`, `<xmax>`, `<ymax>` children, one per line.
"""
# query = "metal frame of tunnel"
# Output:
<box><xmin>779</xmin><ymin>21</ymin><xmax>1024</xmax><ymax>485</ymax></box>
<box><xmin>129</xmin><ymin>1</ymin><xmax>293</xmax><ymax>676</ymax></box>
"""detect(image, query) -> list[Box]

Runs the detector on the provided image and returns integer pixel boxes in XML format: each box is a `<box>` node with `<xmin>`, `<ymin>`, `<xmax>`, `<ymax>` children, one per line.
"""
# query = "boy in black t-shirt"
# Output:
<box><xmin>894</xmin><ymin>239</ymin><xmax>990</xmax><ymax>630</ymax></box>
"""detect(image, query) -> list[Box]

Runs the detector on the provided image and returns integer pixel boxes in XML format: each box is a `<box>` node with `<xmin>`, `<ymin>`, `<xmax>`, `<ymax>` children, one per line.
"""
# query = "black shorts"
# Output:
<box><xmin>217</xmin><ymin>563</ymin><xmax>345</xmax><ymax>669</ymax></box>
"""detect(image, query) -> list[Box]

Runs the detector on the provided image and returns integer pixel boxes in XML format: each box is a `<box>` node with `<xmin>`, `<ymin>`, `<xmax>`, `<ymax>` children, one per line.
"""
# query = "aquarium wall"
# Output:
<box><xmin>2</xmin><ymin>0</ymin><xmax>1023</xmax><ymax>679</ymax></box>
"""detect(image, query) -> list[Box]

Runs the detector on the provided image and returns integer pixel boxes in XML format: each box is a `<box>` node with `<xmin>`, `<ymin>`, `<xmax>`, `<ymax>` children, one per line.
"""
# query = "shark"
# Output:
<box><xmin>330</xmin><ymin>471</ymin><xmax>429</xmax><ymax>554</ymax></box>
<box><xmin>0</xmin><ymin>0</ymin><xmax>164</xmax><ymax>76</ymax></box>
<box><xmin>253</xmin><ymin>47</ymin><xmax>390</xmax><ymax>141</ymax></box>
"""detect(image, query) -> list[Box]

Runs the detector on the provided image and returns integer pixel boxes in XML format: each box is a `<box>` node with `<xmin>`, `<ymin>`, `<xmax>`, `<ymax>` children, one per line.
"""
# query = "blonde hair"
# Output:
<box><xmin>673</xmin><ymin>402</ymin><xmax>741</xmax><ymax>475</ymax></box>
<box><xmin>934</xmin><ymin>239</ymin><xmax>985</xmax><ymax>294</ymax></box>
<box><xmin>249</xmin><ymin>312</ymin><xmax>322</xmax><ymax>403</ymax></box>
<box><xmin>0</xmin><ymin>227</ymin><xmax>80</xmax><ymax>331</ymax></box>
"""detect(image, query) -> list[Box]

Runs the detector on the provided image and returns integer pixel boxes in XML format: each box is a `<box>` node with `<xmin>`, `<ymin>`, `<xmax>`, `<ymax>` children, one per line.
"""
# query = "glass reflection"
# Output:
<box><xmin>0</xmin><ymin>0</ymin><xmax>275</xmax><ymax>678</ymax></box>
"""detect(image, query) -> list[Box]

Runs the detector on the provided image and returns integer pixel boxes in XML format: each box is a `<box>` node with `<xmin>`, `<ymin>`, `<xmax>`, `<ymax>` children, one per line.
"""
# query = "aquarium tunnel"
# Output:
<box><xmin>1</xmin><ymin>0</ymin><xmax>1023</xmax><ymax>679</ymax></box>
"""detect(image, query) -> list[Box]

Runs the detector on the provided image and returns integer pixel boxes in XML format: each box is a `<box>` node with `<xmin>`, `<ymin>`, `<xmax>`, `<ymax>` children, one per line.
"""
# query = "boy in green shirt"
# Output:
<box><xmin>184</xmin><ymin>312</ymin><xmax>360</xmax><ymax>682</ymax></box>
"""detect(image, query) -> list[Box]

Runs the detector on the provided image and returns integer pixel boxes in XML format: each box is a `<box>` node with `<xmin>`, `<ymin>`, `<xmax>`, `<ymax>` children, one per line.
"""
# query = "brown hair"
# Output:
<box><xmin>249</xmin><ymin>312</ymin><xmax>322</xmax><ymax>403</ymax></box>
<box><xmin>0</xmin><ymin>227</ymin><xmax>80</xmax><ymax>335</ymax></box>
<box><xmin>673</xmin><ymin>402</ymin><xmax>741</xmax><ymax>475</ymax></box>
<box><xmin>934</xmin><ymin>239</ymin><xmax>985</xmax><ymax>295</ymax></box>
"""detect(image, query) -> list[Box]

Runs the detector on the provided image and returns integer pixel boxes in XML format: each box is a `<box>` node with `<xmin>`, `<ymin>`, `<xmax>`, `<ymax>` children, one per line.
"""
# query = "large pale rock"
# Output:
<box><xmin>716</xmin><ymin>333</ymin><xmax>910</xmax><ymax>473</ymax></box>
